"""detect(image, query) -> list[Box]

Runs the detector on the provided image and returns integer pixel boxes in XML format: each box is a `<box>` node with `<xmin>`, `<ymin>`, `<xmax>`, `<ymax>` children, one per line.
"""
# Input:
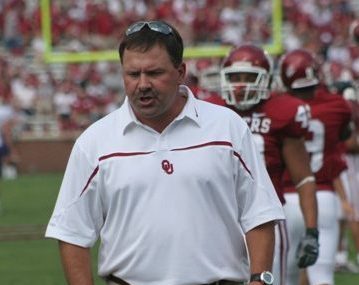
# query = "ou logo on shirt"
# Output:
<box><xmin>162</xmin><ymin>160</ymin><xmax>174</xmax><ymax>174</ymax></box>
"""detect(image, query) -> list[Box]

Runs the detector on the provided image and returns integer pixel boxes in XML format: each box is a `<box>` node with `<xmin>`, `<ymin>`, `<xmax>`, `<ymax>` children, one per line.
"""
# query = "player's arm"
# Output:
<box><xmin>333</xmin><ymin>174</ymin><xmax>354</xmax><ymax>218</ymax></box>
<box><xmin>282</xmin><ymin>137</ymin><xmax>317</xmax><ymax>229</ymax></box>
<box><xmin>59</xmin><ymin>241</ymin><xmax>94</xmax><ymax>285</ymax></box>
<box><xmin>282</xmin><ymin>136</ymin><xmax>319</xmax><ymax>268</ymax></box>
<box><xmin>245</xmin><ymin>221</ymin><xmax>275</xmax><ymax>284</ymax></box>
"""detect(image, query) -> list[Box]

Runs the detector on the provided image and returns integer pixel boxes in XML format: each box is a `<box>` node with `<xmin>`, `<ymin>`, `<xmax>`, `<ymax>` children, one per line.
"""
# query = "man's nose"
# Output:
<box><xmin>138</xmin><ymin>73</ymin><xmax>151</xmax><ymax>90</ymax></box>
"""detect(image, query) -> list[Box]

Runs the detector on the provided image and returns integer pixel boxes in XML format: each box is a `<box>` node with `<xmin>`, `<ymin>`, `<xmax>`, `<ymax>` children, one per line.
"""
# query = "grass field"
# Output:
<box><xmin>0</xmin><ymin>173</ymin><xmax>105</xmax><ymax>285</ymax></box>
<box><xmin>0</xmin><ymin>173</ymin><xmax>358</xmax><ymax>284</ymax></box>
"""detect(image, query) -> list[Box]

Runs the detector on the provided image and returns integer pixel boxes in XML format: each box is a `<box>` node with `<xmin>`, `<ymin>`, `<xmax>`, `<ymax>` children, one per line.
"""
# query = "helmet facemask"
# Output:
<box><xmin>221</xmin><ymin>62</ymin><xmax>270</xmax><ymax>110</ymax></box>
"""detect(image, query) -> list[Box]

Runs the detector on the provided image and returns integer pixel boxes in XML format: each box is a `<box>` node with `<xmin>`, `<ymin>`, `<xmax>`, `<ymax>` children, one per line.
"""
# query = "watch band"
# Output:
<box><xmin>250</xmin><ymin>273</ymin><xmax>262</xmax><ymax>283</ymax></box>
<box><xmin>250</xmin><ymin>271</ymin><xmax>274</xmax><ymax>284</ymax></box>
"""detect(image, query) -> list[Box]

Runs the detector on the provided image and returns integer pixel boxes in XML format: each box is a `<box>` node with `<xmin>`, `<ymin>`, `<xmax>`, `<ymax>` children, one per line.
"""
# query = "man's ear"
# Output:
<box><xmin>177</xmin><ymin>62</ymin><xmax>186</xmax><ymax>84</ymax></box>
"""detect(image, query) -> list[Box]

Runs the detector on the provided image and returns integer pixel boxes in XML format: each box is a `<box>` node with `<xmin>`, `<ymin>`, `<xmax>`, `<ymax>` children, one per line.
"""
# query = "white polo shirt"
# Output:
<box><xmin>46</xmin><ymin>85</ymin><xmax>284</xmax><ymax>285</ymax></box>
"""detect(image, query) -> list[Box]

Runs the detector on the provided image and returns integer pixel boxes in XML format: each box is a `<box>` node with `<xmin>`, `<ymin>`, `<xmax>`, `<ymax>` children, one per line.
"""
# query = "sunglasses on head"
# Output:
<box><xmin>125</xmin><ymin>21</ymin><xmax>173</xmax><ymax>36</ymax></box>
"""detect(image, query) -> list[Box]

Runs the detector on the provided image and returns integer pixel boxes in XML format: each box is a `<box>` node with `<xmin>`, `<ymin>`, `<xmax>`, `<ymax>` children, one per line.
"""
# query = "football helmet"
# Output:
<box><xmin>279</xmin><ymin>49</ymin><xmax>319</xmax><ymax>90</ymax></box>
<box><xmin>198</xmin><ymin>65</ymin><xmax>221</xmax><ymax>92</ymax></box>
<box><xmin>220</xmin><ymin>44</ymin><xmax>272</xmax><ymax>110</ymax></box>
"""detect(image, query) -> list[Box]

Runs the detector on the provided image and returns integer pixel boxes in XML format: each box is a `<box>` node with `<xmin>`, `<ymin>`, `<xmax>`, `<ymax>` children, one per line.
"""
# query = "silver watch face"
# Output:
<box><xmin>261</xmin><ymin>271</ymin><xmax>274</xmax><ymax>284</ymax></box>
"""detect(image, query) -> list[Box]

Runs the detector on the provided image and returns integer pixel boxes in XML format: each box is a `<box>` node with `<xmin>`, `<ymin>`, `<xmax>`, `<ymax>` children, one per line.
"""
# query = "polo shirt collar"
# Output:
<box><xmin>121</xmin><ymin>85</ymin><xmax>201</xmax><ymax>134</ymax></box>
<box><xmin>175</xmin><ymin>85</ymin><xmax>201</xmax><ymax>125</ymax></box>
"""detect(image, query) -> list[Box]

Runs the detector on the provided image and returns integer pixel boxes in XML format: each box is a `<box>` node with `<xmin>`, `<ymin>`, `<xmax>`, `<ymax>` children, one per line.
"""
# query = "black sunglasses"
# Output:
<box><xmin>125</xmin><ymin>21</ymin><xmax>173</xmax><ymax>36</ymax></box>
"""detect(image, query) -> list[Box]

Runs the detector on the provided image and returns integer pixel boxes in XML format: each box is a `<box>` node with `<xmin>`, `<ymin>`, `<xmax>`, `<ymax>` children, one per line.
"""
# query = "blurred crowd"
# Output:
<box><xmin>0</xmin><ymin>0</ymin><xmax>358</xmax><ymax>136</ymax></box>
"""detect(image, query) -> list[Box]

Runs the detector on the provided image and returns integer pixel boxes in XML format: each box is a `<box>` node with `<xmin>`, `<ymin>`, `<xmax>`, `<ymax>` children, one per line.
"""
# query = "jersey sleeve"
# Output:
<box><xmin>281</xmin><ymin>98</ymin><xmax>310</xmax><ymax>138</ymax></box>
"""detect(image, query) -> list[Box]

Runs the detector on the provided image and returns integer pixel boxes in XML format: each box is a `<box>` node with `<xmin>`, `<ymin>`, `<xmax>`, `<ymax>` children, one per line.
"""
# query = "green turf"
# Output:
<box><xmin>0</xmin><ymin>173</ymin><xmax>63</xmax><ymax>225</ymax></box>
<box><xmin>0</xmin><ymin>239</ymin><xmax>66</xmax><ymax>285</ymax></box>
<box><xmin>0</xmin><ymin>239</ymin><xmax>104</xmax><ymax>285</ymax></box>
<box><xmin>335</xmin><ymin>272</ymin><xmax>359</xmax><ymax>284</ymax></box>
<box><xmin>0</xmin><ymin>173</ymin><xmax>358</xmax><ymax>284</ymax></box>
<box><xmin>0</xmin><ymin>173</ymin><xmax>105</xmax><ymax>284</ymax></box>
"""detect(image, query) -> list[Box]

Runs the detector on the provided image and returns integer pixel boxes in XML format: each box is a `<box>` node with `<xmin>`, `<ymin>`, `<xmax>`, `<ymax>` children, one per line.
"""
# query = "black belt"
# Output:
<box><xmin>106</xmin><ymin>274</ymin><xmax>246</xmax><ymax>285</ymax></box>
<box><xmin>106</xmin><ymin>275</ymin><xmax>130</xmax><ymax>285</ymax></box>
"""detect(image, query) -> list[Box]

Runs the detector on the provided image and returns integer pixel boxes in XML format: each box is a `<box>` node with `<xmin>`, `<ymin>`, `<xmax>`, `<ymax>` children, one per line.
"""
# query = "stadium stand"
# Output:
<box><xmin>0</xmin><ymin>0</ymin><xmax>358</xmax><ymax>174</ymax></box>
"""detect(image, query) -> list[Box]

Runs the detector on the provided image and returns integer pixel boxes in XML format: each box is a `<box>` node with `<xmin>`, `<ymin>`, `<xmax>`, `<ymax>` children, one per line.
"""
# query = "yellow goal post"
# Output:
<box><xmin>40</xmin><ymin>0</ymin><xmax>282</xmax><ymax>64</ymax></box>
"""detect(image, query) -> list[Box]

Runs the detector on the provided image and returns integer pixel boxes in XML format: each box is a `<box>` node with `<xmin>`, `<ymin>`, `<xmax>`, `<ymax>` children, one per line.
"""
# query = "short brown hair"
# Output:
<box><xmin>118</xmin><ymin>21</ymin><xmax>184</xmax><ymax>68</ymax></box>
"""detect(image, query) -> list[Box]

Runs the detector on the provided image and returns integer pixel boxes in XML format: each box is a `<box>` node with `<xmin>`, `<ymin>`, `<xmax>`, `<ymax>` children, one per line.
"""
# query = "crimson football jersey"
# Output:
<box><xmin>235</xmin><ymin>92</ymin><xmax>310</xmax><ymax>203</ymax></box>
<box><xmin>283</xmin><ymin>86</ymin><xmax>352</xmax><ymax>193</ymax></box>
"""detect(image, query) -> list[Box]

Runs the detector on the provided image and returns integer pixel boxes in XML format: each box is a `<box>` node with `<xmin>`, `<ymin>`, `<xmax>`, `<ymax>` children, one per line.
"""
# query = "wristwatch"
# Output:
<box><xmin>250</xmin><ymin>271</ymin><xmax>274</xmax><ymax>284</ymax></box>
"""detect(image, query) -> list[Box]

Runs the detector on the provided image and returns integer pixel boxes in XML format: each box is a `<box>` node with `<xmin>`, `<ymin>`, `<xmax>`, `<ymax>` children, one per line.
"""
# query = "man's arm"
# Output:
<box><xmin>245</xmin><ymin>221</ymin><xmax>275</xmax><ymax>284</ymax></box>
<box><xmin>59</xmin><ymin>241</ymin><xmax>94</xmax><ymax>285</ymax></box>
<box><xmin>282</xmin><ymin>137</ymin><xmax>317</xmax><ymax>229</ymax></box>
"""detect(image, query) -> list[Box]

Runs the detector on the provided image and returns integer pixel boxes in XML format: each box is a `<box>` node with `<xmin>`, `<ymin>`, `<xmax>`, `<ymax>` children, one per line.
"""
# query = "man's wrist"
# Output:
<box><xmin>250</xmin><ymin>271</ymin><xmax>274</xmax><ymax>285</ymax></box>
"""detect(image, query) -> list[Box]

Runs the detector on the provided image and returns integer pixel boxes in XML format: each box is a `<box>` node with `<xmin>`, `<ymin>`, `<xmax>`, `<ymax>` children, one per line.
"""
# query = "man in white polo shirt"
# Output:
<box><xmin>45</xmin><ymin>20</ymin><xmax>284</xmax><ymax>285</ymax></box>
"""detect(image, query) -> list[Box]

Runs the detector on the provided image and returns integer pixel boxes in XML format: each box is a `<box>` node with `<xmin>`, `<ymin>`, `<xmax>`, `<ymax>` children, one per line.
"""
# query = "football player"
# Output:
<box><xmin>279</xmin><ymin>49</ymin><xmax>353</xmax><ymax>285</ymax></box>
<box><xmin>220</xmin><ymin>44</ymin><xmax>318</xmax><ymax>285</ymax></box>
<box><xmin>321</xmin><ymin>58</ymin><xmax>359</xmax><ymax>273</ymax></box>
<box><xmin>186</xmin><ymin>59</ymin><xmax>226</xmax><ymax>106</ymax></box>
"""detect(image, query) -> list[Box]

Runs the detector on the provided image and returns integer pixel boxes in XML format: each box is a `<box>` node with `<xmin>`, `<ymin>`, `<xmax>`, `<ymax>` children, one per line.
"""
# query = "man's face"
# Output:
<box><xmin>227</xmin><ymin>71</ymin><xmax>258</xmax><ymax>102</ymax></box>
<box><xmin>122</xmin><ymin>44</ymin><xmax>185</xmax><ymax>128</ymax></box>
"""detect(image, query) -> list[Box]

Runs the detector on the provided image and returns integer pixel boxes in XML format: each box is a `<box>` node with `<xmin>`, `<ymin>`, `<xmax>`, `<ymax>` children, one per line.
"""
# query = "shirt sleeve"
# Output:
<box><xmin>234</xmin><ymin>126</ymin><xmax>285</xmax><ymax>233</ymax></box>
<box><xmin>45</xmin><ymin>141</ymin><xmax>104</xmax><ymax>247</ymax></box>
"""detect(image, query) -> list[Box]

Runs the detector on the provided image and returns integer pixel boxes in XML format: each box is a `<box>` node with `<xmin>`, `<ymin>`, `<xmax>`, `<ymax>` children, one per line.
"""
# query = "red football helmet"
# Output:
<box><xmin>220</xmin><ymin>44</ymin><xmax>272</xmax><ymax>110</ymax></box>
<box><xmin>279</xmin><ymin>49</ymin><xmax>319</xmax><ymax>90</ymax></box>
